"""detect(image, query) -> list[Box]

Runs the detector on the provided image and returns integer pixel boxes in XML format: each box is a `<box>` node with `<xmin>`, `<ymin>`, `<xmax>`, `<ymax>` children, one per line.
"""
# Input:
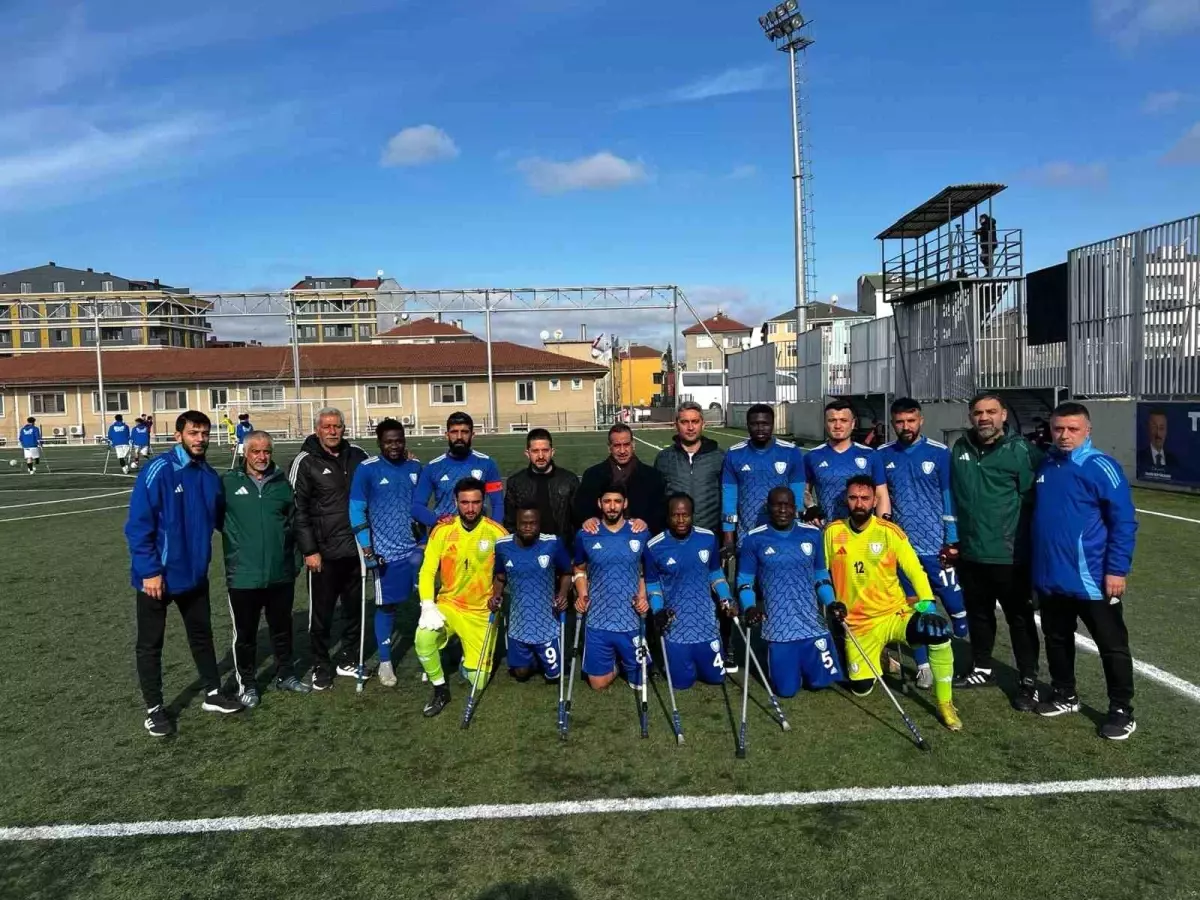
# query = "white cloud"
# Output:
<box><xmin>380</xmin><ymin>125</ymin><xmax>460</xmax><ymax>167</ymax></box>
<box><xmin>1142</xmin><ymin>90</ymin><xmax>1188</xmax><ymax>114</ymax></box>
<box><xmin>728</xmin><ymin>164</ymin><xmax>758</xmax><ymax>180</ymax></box>
<box><xmin>621</xmin><ymin>65</ymin><xmax>775</xmax><ymax>109</ymax></box>
<box><xmin>1018</xmin><ymin>161</ymin><xmax>1109</xmax><ymax>187</ymax></box>
<box><xmin>1093</xmin><ymin>0</ymin><xmax>1200</xmax><ymax>45</ymax></box>
<box><xmin>1162</xmin><ymin>122</ymin><xmax>1200</xmax><ymax>164</ymax></box>
<box><xmin>517</xmin><ymin>151</ymin><xmax>648</xmax><ymax>194</ymax></box>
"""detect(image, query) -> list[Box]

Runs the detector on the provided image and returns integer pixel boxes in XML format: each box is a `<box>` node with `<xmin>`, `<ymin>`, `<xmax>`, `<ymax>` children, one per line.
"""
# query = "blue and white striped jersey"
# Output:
<box><xmin>574</xmin><ymin>521</ymin><xmax>644</xmax><ymax>634</ymax></box>
<box><xmin>804</xmin><ymin>441</ymin><xmax>886</xmax><ymax>522</ymax></box>
<box><xmin>349</xmin><ymin>456</ymin><xmax>422</xmax><ymax>562</ymax></box>
<box><xmin>878</xmin><ymin>436</ymin><xmax>958</xmax><ymax>556</ymax></box>
<box><xmin>495</xmin><ymin>533</ymin><xmax>571</xmax><ymax>644</ymax></box>
<box><xmin>736</xmin><ymin>522</ymin><xmax>827</xmax><ymax>642</ymax></box>
<box><xmin>644</xmin><ymin>527</ymin><xmax>721</xmax><ymax>645</ymax></box>
<box><xmin>721</xmin><ymin>438</ymin><xmax>806</xmax><ymax>541</ymax></box>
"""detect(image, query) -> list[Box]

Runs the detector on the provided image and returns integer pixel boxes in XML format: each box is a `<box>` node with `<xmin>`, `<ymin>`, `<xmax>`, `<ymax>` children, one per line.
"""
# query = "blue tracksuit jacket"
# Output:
<box><xmin>124</xmin><ymin>445</ymin><xmax>223</xmax><ymax>594</ymax></box>
<box><xmin>1031</xmin><ymin>439</ymin><xmax>1137</xmax><ymax>602</ymax></box>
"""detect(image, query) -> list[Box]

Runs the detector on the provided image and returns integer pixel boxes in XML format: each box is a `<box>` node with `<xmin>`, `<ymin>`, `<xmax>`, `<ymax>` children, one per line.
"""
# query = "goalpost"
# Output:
<box><xmin>212</xmin><ymin>396</ymin><xmax>361</xmax><ymax>443</ymax></box>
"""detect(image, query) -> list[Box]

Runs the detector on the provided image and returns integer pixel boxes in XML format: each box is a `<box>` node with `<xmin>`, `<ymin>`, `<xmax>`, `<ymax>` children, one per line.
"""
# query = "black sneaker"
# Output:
<box><xmin>311</xmin><ymin>669</ymin><xmax>333</xmax><ymax>692</ymax></box>
<box><xmin>144</xmin><ymin>706</ymin><xmax>173</xmax><ymax>737</ymax></box>
<box><xmin>1011</xmin><ymin>678</ymin><xmax>1039</xmax><ymax>713</ymax></box>
<box><xmin>952</xmin><ymin>667</ymin><xmax>996</xmax><ymax>689</ymax></box>
<box><xmin>201</xmin><ymin>690</ymin><xmax>244</xmax><ymax>714</ymax></box>
<box><xmin>1100</xmin><ymin>707</ymin><xmax>1137</xmax><ymax>741</ymax></box>
<box><xmin>1035</xmin><ymin>689</ymin><xmax>1081</xmax><ymax>717</ymax></box>
<box><xmin>276</xmin><ymin>675</ymin><xmax>312</xmax><ymax>694</ymax></box>
<box><xmin>723</xmin><ymin>646</ymin><xmax>740</xmax><ymax>675</ymax></box>
<box><xmin>423</xmin><ymin>684</ymin><xmax>451</xmax><ymax>718</ymax></box>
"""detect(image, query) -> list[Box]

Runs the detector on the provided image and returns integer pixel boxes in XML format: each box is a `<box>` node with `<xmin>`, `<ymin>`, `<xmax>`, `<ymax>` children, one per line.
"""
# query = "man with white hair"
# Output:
<box><xmin>290</xmin><ymin>408</ymin><xmax>370</xmax><ymax>691</ymax></box>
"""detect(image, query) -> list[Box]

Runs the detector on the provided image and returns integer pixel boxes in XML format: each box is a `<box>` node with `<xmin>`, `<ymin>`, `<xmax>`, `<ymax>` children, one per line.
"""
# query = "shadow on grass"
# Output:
<box><xmin>474</xmin><ymin>878</ymin><xmax>579</xmax><ymax>900</ymax></box>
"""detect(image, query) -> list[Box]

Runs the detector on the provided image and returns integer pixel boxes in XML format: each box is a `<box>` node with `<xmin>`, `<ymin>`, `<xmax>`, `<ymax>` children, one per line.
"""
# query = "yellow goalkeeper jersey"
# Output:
<box><xmin>418</xmin><ymin>516</ymin><xmax>508</xmax><ymax>613</ymax></box>
<box><xmin>823</xmin><ymin>516</ymin><xmax>932</xmax><ymax>629</ymax></box>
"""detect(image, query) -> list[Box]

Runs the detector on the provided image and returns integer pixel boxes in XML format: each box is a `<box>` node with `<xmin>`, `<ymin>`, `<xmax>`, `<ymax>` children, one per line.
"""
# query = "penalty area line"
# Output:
<box><xmin>3</xmin><ymin>774</ymin><xmax>1199</xmax><ymax>842</ymax></box>
<box><xmin>0</xmin><ymin>504</ymin><xmax>128</xmax><ymax>524</ymax></box>
<box><xmin>1136</xmin><ymin>508</ymin><xmax>1200</xmax><ymax>525</ymax></box>
<box><xmin>0</xmin><ymin>489</ymin><xmax>132</xmax><ymax>511</ymax></box>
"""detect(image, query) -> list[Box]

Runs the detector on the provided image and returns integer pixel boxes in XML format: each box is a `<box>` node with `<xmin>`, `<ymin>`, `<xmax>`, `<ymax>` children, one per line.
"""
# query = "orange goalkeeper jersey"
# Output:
<box><xmin>418</xmin><ymin>516</ymin><xmax>508</xmax><ymax>613</ymax></box>
<box><xmin>823</xmin><ymin>516</ymin><xmax>932</xmax><ymax>629</ymax></box>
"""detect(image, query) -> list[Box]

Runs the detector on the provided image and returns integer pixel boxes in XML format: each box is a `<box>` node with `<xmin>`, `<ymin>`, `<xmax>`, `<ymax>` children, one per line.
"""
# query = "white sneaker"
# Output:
<box><xmin>336</xmin><ymin>663</ymin><xmax>365</xmax><ymax>679</ymax></box>
<box><xmin>916</xmin><ymin>663</ymin><xmax>933</xmax><ymax>691</ymax></box>
<box><xmin>378</xmin><ymin>661</ymin><xmax>397</xmax><ymax>687</ymax></box>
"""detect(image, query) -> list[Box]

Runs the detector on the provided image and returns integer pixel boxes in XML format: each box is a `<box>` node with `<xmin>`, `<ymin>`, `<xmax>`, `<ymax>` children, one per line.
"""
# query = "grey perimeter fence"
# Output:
<box><xmin>729</xmin><ymin>212</ymin><xmax>1198</xmax><ymax>406</ymax></box>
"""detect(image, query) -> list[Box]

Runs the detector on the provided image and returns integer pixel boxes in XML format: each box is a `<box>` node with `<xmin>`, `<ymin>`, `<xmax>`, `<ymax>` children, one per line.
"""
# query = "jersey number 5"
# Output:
<box><xmin>853</xmin><ymin>561</ymin><xmax>865</xmax><ymax>575</ymax></box>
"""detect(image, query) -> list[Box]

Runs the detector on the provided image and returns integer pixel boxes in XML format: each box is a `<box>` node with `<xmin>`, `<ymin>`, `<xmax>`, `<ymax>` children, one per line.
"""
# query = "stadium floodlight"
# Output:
<box><xmin>759</xmin><ymin>14</ymin><xmax>769</xmax><ymax>27</ymax></box>
<box><xmin>775</xmin><ymin>3</ymin><xmax>788</xmax><ymax>17</ymax></box>
<box><xmin>789</xmin><ymin>15</ymin><xmax>803</xmax><ymax>29</ymax></box>
<box><xmin>785</xmin><ymin>0</ymin><xmax>798</xmax><ymax>11</ymax></box>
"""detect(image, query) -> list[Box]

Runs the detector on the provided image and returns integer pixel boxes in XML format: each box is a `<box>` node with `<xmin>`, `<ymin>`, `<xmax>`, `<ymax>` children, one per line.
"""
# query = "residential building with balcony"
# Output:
<box><xmin>682</xmin><ymin>310</ymin><xmax>753</xmax><ymax>371</ymax></box>
<box><xmin>291</xmin><ymin>275</ymin><xmax>393</xmax><ymax>344</ymax></box>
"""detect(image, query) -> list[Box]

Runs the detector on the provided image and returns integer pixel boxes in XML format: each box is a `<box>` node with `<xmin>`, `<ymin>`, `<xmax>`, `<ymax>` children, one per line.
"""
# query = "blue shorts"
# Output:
<box><xmin>664</xmin><ymin>637</ymin><xmax>725</xmax><ymax>690</ymax></box>
<box><xmin>582</xmin><ymin>628</ymin><xmax>644</xmax><ymax>687</ymax></box>
<box><xmin>373</xmin><ymin>559</ymin><xmax>416</xmax><ymax>606</ymax></box>
<box><xmin>768</xmin><ymin>632</ymin><xmax>842</xmax><ymax>697</ymax></box>
<box><xmin>508</xmin><ymin>636</ymin><xmax>563</xmax><ymax>678</ymax></box>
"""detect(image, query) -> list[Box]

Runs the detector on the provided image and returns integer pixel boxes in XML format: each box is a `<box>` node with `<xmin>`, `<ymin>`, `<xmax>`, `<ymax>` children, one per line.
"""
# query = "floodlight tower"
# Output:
<box><xmin>757</xmin><ymin>2</ymin><xmax>814</xmax><ymax>381</ymax></box>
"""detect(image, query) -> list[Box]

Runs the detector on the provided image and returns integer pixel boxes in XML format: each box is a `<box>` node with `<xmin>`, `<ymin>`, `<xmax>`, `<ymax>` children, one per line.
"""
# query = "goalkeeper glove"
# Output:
<box><xmin>801</xmin><ymin>505</ymin><xmax>825</xmax><ymax>524</ymax></box>
<box><xmin>829</xmin><ymin>602</ymin><xmax>848</xmax><ymax>623</ymax></box>
<box><xmin>743</xmin><ymin>606</ymin><xmax>765</xmax><ymax>628</ymax></box>
<box><xmin>652</xmin><ymin>608</ymin><xmax>675</xmax><ymax>634</ymax></box>
<box><xmin>418</xmin><ymin>601</ymin><xmax>446</xmax><ymax>631</ymax></box>
<box><xmin>910</xmin><ymin>612</ymin><xmax>951</xmax><ymax>643</ymax></box>
<box><xmin>914</xmin><ymin>599</ymin><xmax>936</xmax><ymax>614</ymax></box>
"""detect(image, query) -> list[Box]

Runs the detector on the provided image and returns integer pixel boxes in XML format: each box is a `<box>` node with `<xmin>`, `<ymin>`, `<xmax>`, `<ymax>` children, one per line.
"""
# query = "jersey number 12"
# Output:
<box><xmin>854</xmin><ymin>561</ymin><xmax>865</xmax><ymax>575</ymax></box>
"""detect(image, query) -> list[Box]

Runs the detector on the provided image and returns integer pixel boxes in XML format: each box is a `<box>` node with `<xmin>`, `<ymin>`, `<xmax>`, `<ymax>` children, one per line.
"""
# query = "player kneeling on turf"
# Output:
<box><xmin>735</xmin><ymin>486</ymin><xmax>842</xmax><ymax>697</ymax></box>
<box><xmin>491</xmin><ymin>503</ymin><xmax>571</xmax><ymax>683</ymax></box>
<box><xmin>415</xmin><ymin>477</ymin><xmax>508</xmax><ymax>717</ymax></box>
<box><xmin>645</xmin><ymin>493</ymin><xmax>733</xmax><ymax>689</ymax></box>
<box><xmin>825</xmin><ymin>475</ymin><xmax>961</xmax><ymax>732</ymax></box>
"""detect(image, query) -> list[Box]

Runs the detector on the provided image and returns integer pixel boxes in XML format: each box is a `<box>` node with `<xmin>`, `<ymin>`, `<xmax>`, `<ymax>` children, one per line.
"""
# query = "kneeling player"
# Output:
<box><xmin>825</xmin><ymin>475</ymin><xmax>961</xmax><ymax>731</ymax></box>
<box><xmin>645</xmin><ymin>493</ymin><xmax>733</xmax><ymax>689</ymax></box>
<box><xmin>736</xmin><ymin>486</ymin><xmax>842</xmax><ymax>697</ymax></box>
<box><xmin>573</xmin><ymin>484</ymin><xmax>648</xmax><ymax>691</ymax></box>
<box><xmin>491</xmin><ymin>503</ymin><xmax>571</xmax><ymax>683</ymax></box>
<box><xmin>415</xmin><ymin>477</ymin><xmax>508</xmax><ymax>717</ymax></box>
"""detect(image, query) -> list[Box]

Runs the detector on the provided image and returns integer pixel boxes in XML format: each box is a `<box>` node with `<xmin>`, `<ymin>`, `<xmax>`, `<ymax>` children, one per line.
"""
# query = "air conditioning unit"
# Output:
<box><xmin>53</xmin><ymin>427</ymin><xmax>66</xmax><ymax>437</ymax></box>
<box><xmin>401</xmin><ymin>415</ymin><xmax>414</xmax><ymax>426</ymax></box>
<box><xmin>69</xmin><ymin>425</ymin><xmax>84</xmax><ymax>437</ymax></box>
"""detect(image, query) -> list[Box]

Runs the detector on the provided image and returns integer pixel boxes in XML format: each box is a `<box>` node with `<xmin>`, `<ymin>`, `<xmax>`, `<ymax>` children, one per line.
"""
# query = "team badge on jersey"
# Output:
<box><xmin>869</xmin><ymin>542</ymin><xmax>883</xmax><ymax>555</ymax></box>
<box><xmin>478</xmin><ymin>540</ymin><xmax>492</xmax><ymax>552</ymax></box>
<box><xmin>537</xmin><ymin>554</ymin><xmax>550</xmax><ymax>569</ymax></box>
<box><xmin>410</xmin><ymin>472</ymin><xmax>419</xmax><ymax>484</ymax></box>
<box><xmin>922</xmin><ymin>460</ymin><xmax>936</xmax><ymax>475</ymax></box>
<box><xmin>471</xmin><ymin>468</ymin><xmax>483</xmax><ymax>480</ymax></box>
<box><xmin>800</xmin><ymin>542</ymin><xmax>813</xmax><ymax>556</ymax></box>
<box><xmin>855</xmin><ymin>457</ymin><xmax>867</xmax><ymax>469</ymax></box>
<box><xmin>774</xmin><ymin>461</ymin><xmax>787</xmax><ymax>474</ymax></box>
<box><xmin>815</xmin><ymin>637</ymin><xmax>827</xmax><ymax>652</ymax></box>
<box><xmin>698</xmin><ymin>549</ymin><xmax>710</xmax><ymax>563</ymax></box>
<box><xmin>629</xmin><ymin>540</ymin><xmax>641</xmax><ymax>553</ymax></box>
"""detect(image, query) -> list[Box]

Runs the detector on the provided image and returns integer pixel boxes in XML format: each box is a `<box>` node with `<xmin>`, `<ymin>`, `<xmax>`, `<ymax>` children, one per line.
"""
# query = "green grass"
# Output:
<box><xmin>4</xmin><ymin>430</ymin><xmax>1200</xmax><ymax>899</ymax></box>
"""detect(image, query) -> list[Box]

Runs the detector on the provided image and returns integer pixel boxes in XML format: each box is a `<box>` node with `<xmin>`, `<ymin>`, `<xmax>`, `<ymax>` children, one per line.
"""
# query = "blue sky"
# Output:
<box><xmin>1</xmin><ymin>0</ymin><xmax>1198</xmax><ymax>346</ymax></box>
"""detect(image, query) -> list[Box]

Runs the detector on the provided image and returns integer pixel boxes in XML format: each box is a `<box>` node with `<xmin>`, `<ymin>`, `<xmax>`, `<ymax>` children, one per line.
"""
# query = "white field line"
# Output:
<box><xmin>1136</xmin><ymin>508</ymin><xmax>1200</xmax><ymax>525</ymax></box>
<box><xmin>0</xmin><ymin>490</ymin><xmax>131</xmax><ymax>511</ymax></box>
<box><xmin>0</xmin><ymin>504</ymin><xmax>128</xmax><ymax>524</ymax></box>
<box><xmin>0</xmin><ymin>471</ymin><xmax>135</xmax><ymax>481</ymax></box>
<box><xmin>632</xmin><ymin>435</ymin><xmax>666</xmax><ymax>453</ymax></box>
<box><xmin>3</xmin><ymin>774</ymin><xmax>1199</xmax><ymax>843</ymax></box>
<box><xmin>0</xmin><ymin>487</ymin><xmax>126</xmax><ymax>493</ymax></box>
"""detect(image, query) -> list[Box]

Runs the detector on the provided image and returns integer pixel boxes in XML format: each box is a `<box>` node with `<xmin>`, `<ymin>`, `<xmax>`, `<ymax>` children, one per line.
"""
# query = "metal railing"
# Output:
<box><xmin>883</xmin><ymin>228</ymin><xmax>1024</xmax><ymax>302</ymax></box>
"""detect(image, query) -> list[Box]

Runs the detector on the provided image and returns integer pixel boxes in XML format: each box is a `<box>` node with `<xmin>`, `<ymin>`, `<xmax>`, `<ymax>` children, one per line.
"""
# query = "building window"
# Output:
<box><xmin>430</xmin><ymin>382</ymin><xmax>465</xmax><ymax>405</ymax></box>
<box><xmin>47</xmin><ymin>303</ymin><xmax>68</xmax><ymax>319</ymax></box>
<box><xmin>722</xmin><ymin>336</ymin><xmax>739</xmax><ymax>349</ymax></box>
<box><xmin>358</xmin><ymin>325</ymin><xmax>374</xmax><ymax>339</ymax></box>
<box><xmin>19</xmin><ymin>303</ymin><xmax>38</xmax><ymax>321</ymax></box>
<box><xmin>0</xmin><ymin>394</ymin><xmax>4</xmax><ymax>415</ymax></box>
<box><xmin>696</xmin><ymin>359</ymin><xmax>714</xmax><ymax>371</ymax></box>
<box><xmin>101</xmin><ymin>327</ymin><xmax>123</xmax><ymax>341</ymax></box>
<box><xmin>0</xmin><ymin>305</ymin><xmax>9</xmax><ymax>320</ymax></box>
<box><xmin>768</xmin><ymin>322</ymin><xmax>779</xmax><ymax>335</ymax></box>
<box><xmin>21</xmin><ymin>330</ymin><xmax>39</xmax><ymax>344</ymax></box>
<box><xmin>153</xmin><ymin>389</ymin><xmax>188</xmax><ymax>411</ymax></box>
<box><xmin>209</xmin><ymin>388</ymin><xmax>228</xmax><ymax>409</ymax></box>
<box><xmin>516</xmin><ymin>380</ymin><xmax>535</xmax><ymax>404</ymax></box>
<box><xmin>249</xmin><ymin>386</ymin><xmax>284</xmax><ymax>407</ymax></box>
<box><xmin>52</xmin><ymin>281</ymin><xmax>65</xmax><ymax>293</ymax></box>
<box><xmin>366</xmin><ymin>384</ymin><xmax>401</xmax><ymax>406</ymax></box>
<box><xmin>323</xmin><ymin>324</ymin><xmax>353</xmax><ymax>340</ymax></box>
<box><xmin>52</xmin><ymin>329</ymin><xmax>70</xmax><ymax>343</ymax></box>
<box><xmin>298</xmin><ymin>325</ymin><xmax>318</xmax><ymax>340</ymax></box>
<box><xmin>92</xmin><ymin>390</ymin><xmax>130</xmax><ymax>413</ymax></box>
<box><xmin>548</xmin><ymin>378</ymin><xmax>561</xmax><ymax>392</ymax></box>
<box><xmin>82</xmin><ymin>328</ymin><xmax>95</xmax><ymax>342</ymax></box>
<box><xmin>694</xmin><ymin>335</ymin><xmax>713</xmax><ymax>349</ymax></box>
<box><xmin>571</xmin><ymin>377</ymin><xmax>583</xmax><ymax>391</ymax></box>
<box><xmin>0</xmin><ymin>331</ymin><xmax>11</xmax><ymax>346</ymax></box>
<box><xmin>19</xmin><ymin>282</ymin><xmax>32</xmax><ymax>293</ymax></box>
<box><xmin>101</xmin><ymin>280</ymin><xmax>114</xmax><ymax>292</ymax></box>
<box><xmin>30</xmin><ymin>392</ymin><xmax>66</xmax><ymax>414</ymax></box>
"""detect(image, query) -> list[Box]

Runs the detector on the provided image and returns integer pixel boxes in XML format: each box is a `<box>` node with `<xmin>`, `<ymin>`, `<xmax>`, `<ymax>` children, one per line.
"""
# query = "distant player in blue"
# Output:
<box><xmin>574</xmin><ymin>484</ymin><xmax>649</xmax><ymax>690</ymax></box>
<box><xmin>492</xmin><ymin>503</ymin><xmax>572</xmax><ymax>682</ymax></box>
<box><xmin>736</xmin><ymin>486</ymin><xmax>842</xmax><ymax>697</ymax></box>
<box><xmin>413</xmin><ymin>412</ymin><xmax>503</xmax><ymax>528</ymax></box>
<box><xmin>235</xmin><ymin>414</ymin><xmax>254</xmax><ymax>454</ymax></box>
<box><xmin>721</xmin><ymin>403</ymin><xmax>806</xmax><ymax>547</ymax></box>
<box><xmin>131</xmin><ymin>417</ymin><xmax>152</xmax><ymax>470</ymax></box>
<box><xmin>350</xmin><ymin>418</ymin><xmax>423</xmax><ymax>688</ymax></box>
<box><xmin>108</xmin><ymin>414</ymin><xmax>133</xmax><ymax>475</ymax></box>
<box><xmin>645</xmin><ymin>494</ymin><xmax>734</xmax><ymax>689</ymax></box>
<box><xmin>803</xmin><ymin>399</ymin><xmax>890</xmax><ymax>523</ymax></box>
<box><xmin>19</xmin><ymin>416</ymin><xmax>42</xmax><ymax>474</ymax></box>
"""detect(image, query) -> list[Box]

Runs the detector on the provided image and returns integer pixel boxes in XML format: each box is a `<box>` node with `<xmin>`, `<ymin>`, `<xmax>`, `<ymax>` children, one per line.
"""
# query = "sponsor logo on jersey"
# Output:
<box><xmin>698</xmin><ymin>549</ymin><xmax>710</xmax><ymax>563</ymax></box>
<box><xmin>666</xmin><ymin>557</ymin><xmax>676</xmax><ymax>566</ymax></box>
<box><xmin>537</xmin><ymin>554</ymin><xmax>550</xmax><ymax>569</ymax></box>
<box><xmin>922</xmin><ymin>460</ymin><xmax>936</xmax><ymax>475</ymax></box>
<box><xmin>818</xmin><ymin>460</ymin><xmax>829</xmax><ymax>468</ymax></box>
<box><xmin>959</xmin><ymin>453</ymin><xmax>970</xmax><ymax>460</ymax></box>
<box><xmin>868</xmin><ymin>541</ymin><xmax>883</xmax><ymax>555</ymax></box>
<box><xmin>379</xmin><ymin>477</ymin><xmax>390</xmax><ymax>485</ymax></box>
<box><xmin>886</xmin><ymin>462</ymin><xmax>896</xmax><ymax>469</ymax></box>
<box><xmin>410</xmin><ymin>472</ymin><xmax>418</xmax><ymax>484</ymax></box>
<box><xmin>505</xmin><ymin>560</ymin><xmax>514</xmax><ymax>568</ymax></box>
<box><xmin>592</xmin><ymin>542</ymin><xmax>603</xmax><ymax>550</ymax></box>
<box><xmin>174</xmin><ymin>484</ymin><xmax>184</xmax><ymax>494</ymax></box>
<box><xmin>815</xmin><ymin>637</ymin><xmax>827</xmax><ymax>652</ymax></box>
<box><xmin>1037</xmin><ymin>474</ymin><xmax>1045</xmax><ymax>483</ymax></box>
<box><xmin>235</xmin><ymin>486</ymin><xmax>249</xmax><ymax>495</ymax></box>
<box><xmin>471</xmin><ymin>469</ymin><xmax>483</xmax><ymax>480</ymax></box>
<box><xmin>321</xmin><ymin>467</ymin><xmax>332</xmax><ymax>475</ymax></box>
<box><xmin>800</xmin><ymin>542</ymin><xmax>813</xmax><ymax>556</ymax></box>
<box><xmin>774</xmin><ymin>461</ymin><xmax>787</xmax><ymax>474</ymax></box>
<box><xmin>629</xmin><ymin>540</ymin><xmax>641</xmax><ymax>553</ymax></box>
<box><xmin>439</xmin><ymin>474</ymin><xmax>450</xmax><ymax>482</ymax></box>
<box><xmin>854</xmin><ymin>457</ymin><xmax>867</xmax><ymax>469</ymax></box>
<box><xmin>764</xmin><ymin>547</ymin><xmax>776</xmax><ymax>556</ymax></box>
<box><xmin>740</xmin><ymin>464</ymin><xmax>752</xmax><ymax>472</ymax></box>
<box><xmin>478</xmin><ymin>540</ymin><xmax>491</xmax><ymax>552</ymax></box>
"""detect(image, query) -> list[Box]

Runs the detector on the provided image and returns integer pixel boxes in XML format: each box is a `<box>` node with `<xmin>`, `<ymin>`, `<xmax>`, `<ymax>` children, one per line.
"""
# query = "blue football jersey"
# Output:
<box><xmin>721</xmin><ymin>438</ymin><xmax>806</xmax><ymax>540</ymax></box>
<box><xmin>413</xmin><ymin>449</ymin><xmax>503</xmax><ymax>525</ymax></box>
<box><xmin>131</xmin><ymin>424</ymin><xmax>151</xmax><ymax>447</ymax></box>
<box><xmin>574</xmin><ymin>521</ymin><xmax>645</xmax><ymax>634</ymax></box>
<box><xmin>349</xmin><ymin>456</ymin><xmax>423</xmax><ymax>562</ymax></box>
<box><xmin>495</xmin><ymin>533</ymin><xmax>571</xmax><ymax>644</ymax></box>
<box><xmin>108</xmin><ymin>422</ymin><xmax>131</xmax><ymax>446</ymax></box>
<box><xmin>878</xmin><ymin>436</ymin><xmax>959</xmax><ymax>557</ymax></box>
<box><xmin>235</xmin><ymin>421</ymin><xmax>254</xmax><ymax>443</ymax></box>
<box><xmin>644</xmin><ymin>528</ymin><xmax>722</xmax><ymax>645</ymax></box>
<box><xmin>736</xmin><ymin>522</ymin><xmax>827</xmax><ymax>642</ymax></box>
<box><xmin>19</xmin><ymin>425</ymin><xmax>41</xmax><ymax>449</ymax></box>
<box><xmin>803</xmin><ymin>441</ymin><xmax>886</xmax><ymax>522</ymax></box>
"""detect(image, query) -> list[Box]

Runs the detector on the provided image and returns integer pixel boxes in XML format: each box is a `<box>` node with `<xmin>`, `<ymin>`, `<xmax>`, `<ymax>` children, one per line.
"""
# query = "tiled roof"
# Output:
<box><xmin>682</xmin><ymin>313</ymin><xmax>753</xmax><ymax>335</ymax></box>
<box><xmin>376</xmin><ymin>317</ymin><xmax>477</xmax><ymax>339</ymax></box>
<box><xmin>621</xmin><ymin>343</ymin><xmax>663</xmax><ymax>359</ymax></box>
<box><xmin>0</xmin><ymin>342</ymin><xmax>607</xmax><ymax>386</ymax></box>
<box><xmin>768</xmin><ymin>302</ymin><xmax>866</xmax><ymax>322</ymax></box>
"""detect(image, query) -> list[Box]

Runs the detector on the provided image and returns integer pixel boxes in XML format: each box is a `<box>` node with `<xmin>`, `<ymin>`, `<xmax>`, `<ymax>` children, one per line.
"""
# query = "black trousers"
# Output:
<box><xmin>228</xmin><ymin>582</ymin><xmax>297</xmax><ymax>687</ymax></box>
<box><xmin>308</xmin><ymin>556</ymin><xmax>364</xmax><ymax>673</ymax></box>
<box><xmin>135</xmin><ymin>580</ymin><xmax>220</xmax><ymax>710</ymax></box>
<box><xmin>957</xmin><ymin>560</ymin><xmax>1040</xmax><ymax>679</ymax></box>
<box><xmin>1040</xmin><ymin>593</ymin><xmax>1134</xmax><ymax>709</ymax></box>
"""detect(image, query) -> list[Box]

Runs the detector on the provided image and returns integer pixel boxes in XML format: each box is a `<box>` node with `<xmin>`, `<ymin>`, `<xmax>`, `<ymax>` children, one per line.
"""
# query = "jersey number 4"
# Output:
<box><xmin>854</xmin><ymin>561</ymin><xmax>865</xmax><ymax>575</ymax></box>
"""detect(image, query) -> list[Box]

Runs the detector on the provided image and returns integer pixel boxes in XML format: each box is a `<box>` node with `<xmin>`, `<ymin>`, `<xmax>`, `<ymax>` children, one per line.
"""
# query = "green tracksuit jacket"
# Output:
<box><xmin>949</xmin><ymin>428</ymin><xmax>1044</xmax><ymax>566</ymax></box>
<box><xmin>219</xmin><ymin>466</ymin><xmax>300</xmax><ymax>589</ymax></box>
